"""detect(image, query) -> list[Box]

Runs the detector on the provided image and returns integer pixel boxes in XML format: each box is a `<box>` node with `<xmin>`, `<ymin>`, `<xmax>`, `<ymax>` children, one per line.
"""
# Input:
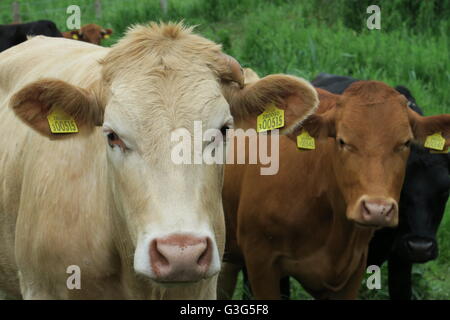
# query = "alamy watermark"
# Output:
<box><xmin>66</xmin><ymin>265</ymin><xmax>81</xmax><ymax>290</ymax></box>
<box><xmin>367</xmin><ymin>5</ymin><xmax>381</xmax><ymax>30</ymax></box>
<box><xmin>66</xmin><ymin>5</ymin><xmax>81</xmax><ymax>30</ymax></box>
<box><xmin>170</xmin><ymin>121</ymin><xmax>280</xmax><ymax>176</ymax></box>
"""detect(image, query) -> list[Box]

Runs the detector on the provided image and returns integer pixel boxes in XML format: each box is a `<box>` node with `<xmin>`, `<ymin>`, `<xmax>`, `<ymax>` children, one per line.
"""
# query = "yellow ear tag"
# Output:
<box><xmin>72</xmin><ymin>34</ymin><xmax>79</xmax><ymax>40</ymax></box>
<box><xmin>103</xmin><ymin>34</ymin><xmax>110</xmax><ymax>39</ymax></box>
<box><xmin>424</xmin><ymin>132</ymin><xmax>445</xmax><ymax>151</ymax></box>
<box><xmin>297</xmin><ymin>130</ymin><xmax>315</xmax><ymax>150</ymax></box>
<box><xmin>47</xmin><ymin>108</ymin><xmax>79</xmax><ymax>134</ymax></box>
<box><xmin>256</xmin><ymin>104</ymin><xmax>284</xmax><ymax>133</ymax></box>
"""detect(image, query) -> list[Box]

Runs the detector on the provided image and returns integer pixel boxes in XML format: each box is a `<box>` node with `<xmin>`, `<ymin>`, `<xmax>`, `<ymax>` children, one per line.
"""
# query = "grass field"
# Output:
<box><xmin>1</xmin><ymin>0</ymin><xmax>449</xmax><ymax>299</ymax></box>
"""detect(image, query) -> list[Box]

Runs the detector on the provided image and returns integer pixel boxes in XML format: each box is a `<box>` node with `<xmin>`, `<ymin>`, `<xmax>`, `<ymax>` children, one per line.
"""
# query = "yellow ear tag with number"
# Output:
<box><xmin>72</xmin><ymin>34</ymin><xmax>79</xmax><ymax>40</ymax></box>
<box><xmin>47</xmin><ymin>108</ymin><xmax>79</xmax><ymax>134</ymax></box>
<box><xmin>103</xmin><ymin>34</ymin><xmax>110</xmax><ymax>39</ymax></box>
<box><xmin>256</xmin><ymin>104</ymin><xmax>284</xmax><ymax>133</ymax></box>
<box><xmin>297</xmin><ymin>130</ymin><xmax>315</xmax><ymax>150</ymax></box>
<box><xmin>424</xmin><ymin>132</ymin><xmax>445</xmax><ymax>151</ymax></box>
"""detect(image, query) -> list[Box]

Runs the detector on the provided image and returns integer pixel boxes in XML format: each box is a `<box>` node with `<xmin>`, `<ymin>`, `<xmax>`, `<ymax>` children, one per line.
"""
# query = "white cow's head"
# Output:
<box><xmin>10</xmin><ymin>23</ymin><xmax>319</xmax><ymax>285</ymax></box>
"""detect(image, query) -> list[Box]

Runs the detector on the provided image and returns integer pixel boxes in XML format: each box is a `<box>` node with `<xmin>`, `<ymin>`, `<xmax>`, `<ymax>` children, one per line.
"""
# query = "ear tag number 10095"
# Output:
<box><xmin>256</xmin><ymin>104</ymin><xmax>284</xmax><ymax>133</ymax></box>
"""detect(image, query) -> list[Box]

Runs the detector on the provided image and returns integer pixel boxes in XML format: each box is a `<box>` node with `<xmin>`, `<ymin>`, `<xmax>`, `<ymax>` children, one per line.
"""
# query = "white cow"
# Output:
<box><xmin>0</xmin><ymin>22</ymin><xmax>318</xmax><ymax>299</ymax></box>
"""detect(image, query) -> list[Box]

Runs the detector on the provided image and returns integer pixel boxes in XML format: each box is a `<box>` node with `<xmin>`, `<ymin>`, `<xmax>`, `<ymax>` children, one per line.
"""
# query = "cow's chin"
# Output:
<box><xmin>346</xmin><ymin>210</ymin><xmax>397</xmax><ymax>229</ymax></box>
<box><xmin>346</xmin><ymin>211</ymin><xmax>398</xmax><ymax>229</ymax></box>
<box><xmin>149</xmin><ymin>279</ymin><xmax>207</xmax><ymax>288</ymax></box>
<box><xmin>353</xmin><ymin>221</ymin><xmax>384</xmax><ymax>229</ymax></box>
<box><xmin>134</xmin><ymin>266</ymin><xmax>219</xmax><ymax>287</ymax></box>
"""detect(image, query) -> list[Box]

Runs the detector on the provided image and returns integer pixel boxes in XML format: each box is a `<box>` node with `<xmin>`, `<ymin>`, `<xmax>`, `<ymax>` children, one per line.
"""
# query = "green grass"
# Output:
<box><xmin>1</xmin><ymin>0</ymin><xmax>449</xmax><ymax>299</ymax></box>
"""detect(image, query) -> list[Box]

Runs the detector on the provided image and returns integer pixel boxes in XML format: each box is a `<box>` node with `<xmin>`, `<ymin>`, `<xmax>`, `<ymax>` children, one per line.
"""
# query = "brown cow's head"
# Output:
<box><xmin>303</xmin><ymin>81</ymin><xmax>450</xmax><ymax>228</ymax></box>
<box><xmin>10</xmin><ymin>23</ymin><xmax>318</xmax><ymax>286</ymax></box>
<box><xmin>67</xmin><ymin>24</ymin><xmax>112</xmax><ymax>45</ymax></box>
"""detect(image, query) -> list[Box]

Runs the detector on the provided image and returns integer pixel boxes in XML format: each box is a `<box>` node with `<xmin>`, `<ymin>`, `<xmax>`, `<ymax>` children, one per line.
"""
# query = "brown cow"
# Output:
<box><xmin>218</xmin><ymin>79</ymin><xmax>450</xmax><ymax>299</ymax></box>
<box><xmin>63</xmin><ymin>23</ymin><xmax>112</xmax><ymax>45</ymax></box>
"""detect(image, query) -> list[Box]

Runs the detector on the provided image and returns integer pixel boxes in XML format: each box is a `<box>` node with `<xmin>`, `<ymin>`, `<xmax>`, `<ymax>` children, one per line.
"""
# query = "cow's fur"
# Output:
<box><xmin>218</xmin><ymin>73</ymin><xmax>450</xmax><ymax>299</ymax></box>
<box><xmin>0</xmin><ymin>23</ymin><xmax>318</xmax><ymax>299</ymax></box>
<box><xmin>62</xmin><ymin>24</ymin><xmax>112</xmax><ymax>45</ymax></box>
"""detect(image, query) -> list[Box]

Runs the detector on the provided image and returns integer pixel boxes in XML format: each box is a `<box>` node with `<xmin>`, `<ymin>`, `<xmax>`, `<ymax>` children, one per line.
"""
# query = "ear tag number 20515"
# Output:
<box><xmin>424</xmin><ymin>132</ymin><xmax>447</xmax><ymax>153</ymax></box>
<box><xmin>47</xmin><ymin>108</ymin><xmax>79</xmax><ymax>134</ymax></box>
<box><xmin>256</xmin><ymin>104</ymin><xmax>284</xmax><ymax>133</ymax></box>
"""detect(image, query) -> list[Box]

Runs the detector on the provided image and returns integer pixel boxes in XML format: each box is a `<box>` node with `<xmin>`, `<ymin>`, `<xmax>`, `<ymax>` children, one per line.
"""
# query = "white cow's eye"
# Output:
<box><xmin>220</xmin><ymin>125</ymin><xmax>230</xmax><ymax>137</ymax></box>
<box><xmin>106</xmin><ymin>131</ymin><xmax>127</xmax><ymax>151</ymax></box>
<box><xmin>220</xmin><ymin>119</ymin><xmax>234</xmax><ymax>138</ymax></box>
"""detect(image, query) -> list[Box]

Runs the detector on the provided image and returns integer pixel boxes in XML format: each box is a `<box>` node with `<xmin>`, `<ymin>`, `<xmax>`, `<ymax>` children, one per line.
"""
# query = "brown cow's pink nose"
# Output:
<box><xmin>149</xmin><ymin>234</ymin><xmax>212</xmax><ymax>282</ymax></box>
<box><xmin>360</xmin><ymin>198</ymin><xmax>396</xmax><ymax>227</ymax></box>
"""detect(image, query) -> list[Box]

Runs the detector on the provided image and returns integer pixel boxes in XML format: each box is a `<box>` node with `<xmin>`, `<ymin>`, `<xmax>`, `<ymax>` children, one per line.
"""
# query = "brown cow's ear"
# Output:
<box><xmin>408</xmin><ymin>107</ymin><xmax>450</xmax><ymax>148</ymax></box>
<box><xmin>10</xmin><ymin>79</ymin><xmax>104</xmax><ymax>139</ymax></box>
<box><xmin>293</xmin><ymin>107</ymin><xmax>336</xmax><ymax>140</ymax></box>
<box><xmin>225</xmin><ymin>74</ymin><xmax>319</xmax><ymax>135</ymax></box>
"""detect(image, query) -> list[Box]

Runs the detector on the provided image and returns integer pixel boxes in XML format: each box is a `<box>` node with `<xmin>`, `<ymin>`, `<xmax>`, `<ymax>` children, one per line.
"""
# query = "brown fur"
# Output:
<box><xmin>10</xmin><ymin>79</ymin><xmax>104</xmax><ymax>137</ymax></box>
<box><xmin>62</xmin><ymin>24</ymin><xmax>112</xmax><ymax>45</ymax></box>
<box><xmin>219</xmin><ymin>81</ymin><xmax>450</xmax><ymax>299</ymax></box>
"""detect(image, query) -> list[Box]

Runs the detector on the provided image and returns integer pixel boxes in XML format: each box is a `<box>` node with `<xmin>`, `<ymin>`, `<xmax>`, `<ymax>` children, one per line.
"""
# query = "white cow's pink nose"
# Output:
<box><xmin>149</xmin><ymin>234</ymin><xmax>212</xmax><ymax>282</ymax></box>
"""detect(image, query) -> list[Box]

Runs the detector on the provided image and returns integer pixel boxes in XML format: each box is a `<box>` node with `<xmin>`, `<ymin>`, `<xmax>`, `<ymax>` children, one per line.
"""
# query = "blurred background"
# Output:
<box><xmin>0</xmin><ymin>0</ymin><xmax>449</xmax><ymax>299</ymax></box>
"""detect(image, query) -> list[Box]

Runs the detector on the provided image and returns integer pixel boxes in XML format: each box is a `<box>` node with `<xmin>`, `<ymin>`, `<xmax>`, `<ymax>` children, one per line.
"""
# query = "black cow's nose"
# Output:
<box><xmin>407</xmin><ymin>239</ymin><xmax>433</xmax><ymax>252</ymax></box>
<box><xmin>406</xmin><ymin>238</ymin><xmax>436</xmax><ymax>262</ymax></box>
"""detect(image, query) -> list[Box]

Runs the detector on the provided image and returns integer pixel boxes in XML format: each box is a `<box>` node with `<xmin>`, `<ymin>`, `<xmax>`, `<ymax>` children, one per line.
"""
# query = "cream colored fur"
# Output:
<box><xmin>0</xmin><ymin>23</ymin><xmax>229</xmax><ymax>300</ymax></box>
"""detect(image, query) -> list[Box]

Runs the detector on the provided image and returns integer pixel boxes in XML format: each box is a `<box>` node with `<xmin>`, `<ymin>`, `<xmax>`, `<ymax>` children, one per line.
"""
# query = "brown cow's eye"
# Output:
<box><xmin>395</xmin><ymin>140</ymin><xmax>411</xmax><ymax>152</ymax></box>
<box><xmin>338</xmin><ymin>138</ymin><xmax>346</xmax><ymax>147</ymax></box>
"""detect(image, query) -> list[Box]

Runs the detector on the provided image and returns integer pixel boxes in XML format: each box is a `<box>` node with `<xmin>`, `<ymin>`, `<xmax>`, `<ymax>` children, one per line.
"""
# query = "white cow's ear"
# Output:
<box><xmin>224</xmin><ymin>74</ymin><xmax>319</xmax><ymax>135</ymax></box>
<box><xmin>10</xmin><ymin>79</ymin><xmax>104</xmax><ymax>139</ymax></box>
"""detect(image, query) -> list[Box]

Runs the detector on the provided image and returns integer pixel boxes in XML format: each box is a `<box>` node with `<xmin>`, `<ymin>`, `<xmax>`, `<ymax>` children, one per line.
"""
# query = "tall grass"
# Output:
<box><xmin>1</xmin><ymin>0</ymin><xmax>449</xmax><ymax>299</ymax></box>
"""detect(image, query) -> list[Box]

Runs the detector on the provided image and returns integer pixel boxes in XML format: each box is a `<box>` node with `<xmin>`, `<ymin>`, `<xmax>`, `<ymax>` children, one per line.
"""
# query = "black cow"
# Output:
<box><xmin>0</xmin><ymin>20</ymin><xmax>62</xmax><ymax>52</ymax></box>
<box><xmin>242</xmin><ymin>74</ymin><xmax>449</xmax><ymax>300</ymax></box>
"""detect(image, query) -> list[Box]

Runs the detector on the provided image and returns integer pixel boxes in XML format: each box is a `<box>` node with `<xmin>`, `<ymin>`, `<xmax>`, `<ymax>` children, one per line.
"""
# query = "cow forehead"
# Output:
<box><xmin>335</xmin><ymin>81</ymin><xmax>411</xmax><ymax>139</ymax></box>
<box><xmin>336</xmin><ymin>100</ymin><xmax>412</xmax><ymax>143</ymax></box>
<box><xmin>104</xmin><ymin>70</ymin><xmax>228</xmax><ymax>140</ymax></box>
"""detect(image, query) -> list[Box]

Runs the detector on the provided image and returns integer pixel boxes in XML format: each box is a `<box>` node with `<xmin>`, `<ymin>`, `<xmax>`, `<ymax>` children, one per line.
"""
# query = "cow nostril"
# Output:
<box><xmin>151</xmin><ymin>240</ymin><xmax>170</xmax><ymax>268</ymax></box>
<box><xmin>407</xmin><ymin>239</ymin><xmax>434</xmax><ymax>252</ymax></box>
<box><xmin>362</xmin><ymin>200</ymin><xmax>371</xmax><ymax>216</ymax></box>
<box><xmin>384</xmin><ymin>203</ymin><xmax>394</xmax><ymax>217</ymax></box>
<box><xmin>197</xmin><ymin>238</ymin><xmax>211</xmax><ymax>267</ymax></box>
